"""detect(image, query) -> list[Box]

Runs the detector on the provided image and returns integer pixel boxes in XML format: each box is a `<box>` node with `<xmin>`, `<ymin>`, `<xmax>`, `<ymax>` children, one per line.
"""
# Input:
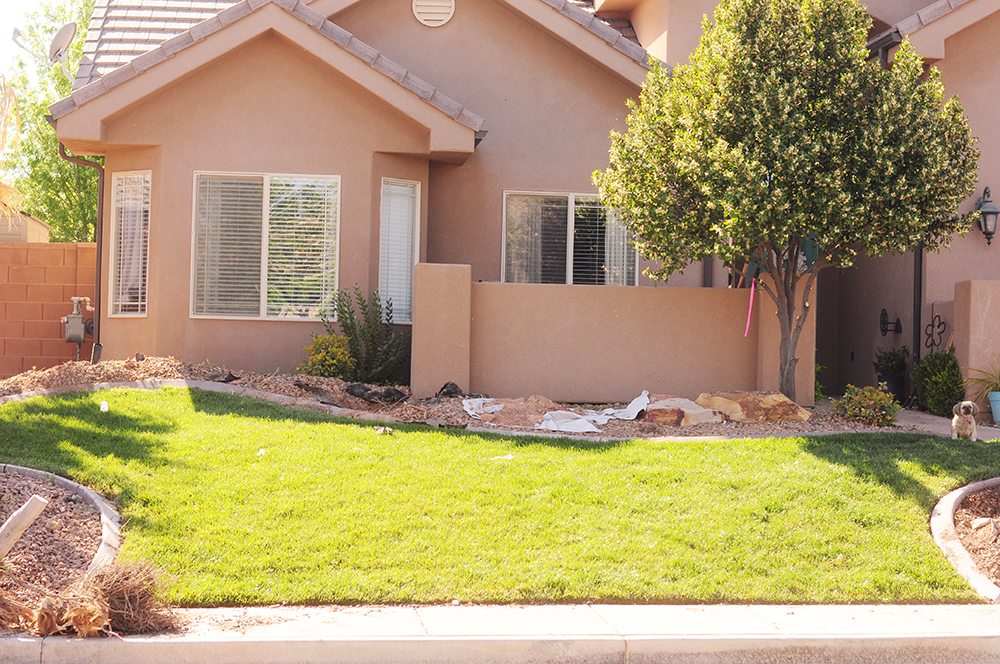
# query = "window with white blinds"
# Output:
<box><xmin>379</xmin><ymin>179</ymin><xmax>418</xmax><ymax>323</ymax></box>
<box><xmin>503</xmin><ymin>192</ymin><xmax>637</xmax><ymax>286</ymax></box>
<box><xmin>193</xmin><ymin>173</ymin><xmax>339</xmax><ymax>319</ymax></box>
<box><xmin>110</xmin><ymin>171</ymin><xmax>151</xmax><ymax>316</ymax></box>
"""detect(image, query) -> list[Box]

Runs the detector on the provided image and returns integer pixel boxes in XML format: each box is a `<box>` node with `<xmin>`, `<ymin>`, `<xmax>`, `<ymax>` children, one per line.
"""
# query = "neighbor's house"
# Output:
<box><xmin>50</xmin><ymin>0</ymin><xmax>998</xmax><ymax>404</ymax></box>
<box><xmin>0</xmin><ymin>210</ymin><xmax>50</xmax><ymax>244</ymax></box>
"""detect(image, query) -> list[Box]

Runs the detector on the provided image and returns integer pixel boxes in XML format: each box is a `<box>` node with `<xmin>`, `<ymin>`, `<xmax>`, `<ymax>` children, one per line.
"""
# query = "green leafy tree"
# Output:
<box><xmin>594</xmin><ymin>0</ymin><xmax>979</xmax><ymax>402</ymax></box>
<box><xmin>2</xmin><ymin>0</ymin><xmax>97</xmax><ymax>242</ymax></box>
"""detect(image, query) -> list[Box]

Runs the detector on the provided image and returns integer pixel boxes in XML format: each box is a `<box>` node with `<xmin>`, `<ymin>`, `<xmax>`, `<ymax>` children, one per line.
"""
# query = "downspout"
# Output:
<box><xmin>54</xmin><ymin>135</ymin><xmax>105</xmax><ymax>363</ymax></box>
<box><xmin>912</xmin><ymin>244</ymin><xmax>924</xmax><ymax>370</ymax></box>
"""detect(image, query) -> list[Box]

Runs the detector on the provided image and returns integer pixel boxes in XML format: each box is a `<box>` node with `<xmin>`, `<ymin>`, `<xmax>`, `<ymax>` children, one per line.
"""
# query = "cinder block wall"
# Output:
<box><xmin>0</xmin><ymin>243</ymin><xmax>96</xmax><ymax>378</ymax></box>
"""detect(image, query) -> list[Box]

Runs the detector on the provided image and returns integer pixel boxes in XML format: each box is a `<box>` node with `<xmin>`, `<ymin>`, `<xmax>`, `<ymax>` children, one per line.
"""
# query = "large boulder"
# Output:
<box><xmin>695</xmin><ymin>391</ymin><xmax>810</xmax><ymax>423</ymax></box>
<box><xmin>646</xmin><ymin>396</ymin><xmax>724</xmax><ymax>427</ymax></box>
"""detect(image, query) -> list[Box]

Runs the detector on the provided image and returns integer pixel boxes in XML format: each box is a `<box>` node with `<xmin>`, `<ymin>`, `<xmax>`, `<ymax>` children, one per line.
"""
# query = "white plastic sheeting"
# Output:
<box><xmin>537</xmin><ymin>390</ymin><xmax>650</xmax><ymax>434</ymax></box>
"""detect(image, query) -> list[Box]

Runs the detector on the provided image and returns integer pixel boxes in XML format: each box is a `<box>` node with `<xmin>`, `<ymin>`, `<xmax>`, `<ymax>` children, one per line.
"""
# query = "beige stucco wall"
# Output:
<box><xmin>332</xmin><ymin>0</ymin><xmax>640</xmax><ymax>283</ymax></box>
<box><xmin>629</xmin><ymin>0</ymin><xmax>716</xmax><ymax>66</ymax></box>
<box><xmin>0</xmin><ymin>213</ymin><xmax>50</xmax><ymax>243</ymax></box>
<box><xmin>99</xmin><ymin>34</ymin><xmax>431</xmax><ymax>371</ymax></box>
<box><xmin>412</xmin><ymin>263</ymin><xmax>815</xmax><ymax>404</ymax></box>
<box><xmin>954</xmin><ymin>281</ymin><xmax>1000</xmax><ymax>406</ymax></box>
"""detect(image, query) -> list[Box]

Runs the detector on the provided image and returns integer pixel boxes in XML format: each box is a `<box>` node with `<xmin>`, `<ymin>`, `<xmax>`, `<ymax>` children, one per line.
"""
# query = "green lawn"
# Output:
<box><xmin>0</xmin><ymin>387</ymin><xmax>997</xmax><ymax>606</ymax></box>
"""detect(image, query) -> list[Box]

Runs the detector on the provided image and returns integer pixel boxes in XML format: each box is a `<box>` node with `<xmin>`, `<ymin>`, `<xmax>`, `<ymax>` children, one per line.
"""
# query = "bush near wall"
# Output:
<box><xmin>0</xmin><ymin>243</ymin><xmax>95</xmax><ymax>378</ymax></box>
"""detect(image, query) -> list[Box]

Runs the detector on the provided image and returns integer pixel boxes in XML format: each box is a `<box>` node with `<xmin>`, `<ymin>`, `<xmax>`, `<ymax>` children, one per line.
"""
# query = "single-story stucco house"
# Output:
<box><xmin>49</xmin><ymin>0</ymin><xmax>1000</xmax><ymax>404</ymax></box>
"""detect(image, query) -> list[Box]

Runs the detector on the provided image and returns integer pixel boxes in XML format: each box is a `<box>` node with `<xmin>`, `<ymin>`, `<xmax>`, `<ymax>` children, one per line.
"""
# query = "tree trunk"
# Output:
<box><xmin>760</xmin><ymin>256</ymin><xmax>820</xmax><ymax>405</ymax></box>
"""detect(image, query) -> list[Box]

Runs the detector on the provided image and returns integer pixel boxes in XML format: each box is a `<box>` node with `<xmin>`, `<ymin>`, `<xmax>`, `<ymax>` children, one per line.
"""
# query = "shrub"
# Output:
<box><xmin>834</xmin><ymin>384</ymin><xmax>900</xmax><ymax>427</ymax></box>
<box><xmin>912</xmin><ymin>348</ymin><xmax>965</xmax><ymax>417</ymax></box>
<box><xmin>873</xmin><ymin>346</ymin><xmax>908</xmax><ymax>377</ymax></box>
<box><xmin>299</xmin><ymin>334</ymin><xmax>354</xmax><ymax>378</ymax></box>
<box><xmin>322</xmin><ymin>287</ymin><xmax>410</xmax><ymax>385</ymax></box>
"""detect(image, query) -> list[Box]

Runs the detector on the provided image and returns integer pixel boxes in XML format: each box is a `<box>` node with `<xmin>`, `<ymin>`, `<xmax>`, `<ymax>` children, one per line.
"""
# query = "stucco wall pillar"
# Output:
<box><xmin>411</xmin><ymin>263</ymin><xmax>472</xmax><ymax>398</ymax></box>
<box><xmin>755</xmin><ymin>279</ymin><xmax>817</xmax><ymax>407</ymax></box>
<box><xmin>954</xmin><ymin>280</ymin><xmax>1000</xmax><ymax>402</ymax></box>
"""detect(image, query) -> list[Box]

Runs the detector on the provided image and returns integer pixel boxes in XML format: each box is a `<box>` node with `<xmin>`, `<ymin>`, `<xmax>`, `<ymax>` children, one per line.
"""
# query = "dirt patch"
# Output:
<box><xmin>0</xmin><ymin>471</ymin><xmax>102</xmax><ymax>607</ymax></box>
<box><xmin>954</xmin><ymin>486</ymin><xmax>1000</xmax><ymax>588</ymax></box>
<box><xmin>0</xmin><ymin>357</ymin><xmax>915</xmax><ymax>438</ymax></box>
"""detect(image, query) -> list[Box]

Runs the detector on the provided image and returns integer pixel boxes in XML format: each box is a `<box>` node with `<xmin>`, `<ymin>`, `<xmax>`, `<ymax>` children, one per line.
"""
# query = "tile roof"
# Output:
<box><xmin>565</xmin><ymin>0</ymin><xmax>639</xmax><ymax>44</ymax></box>
<box><xmin>75</xmin><ymin>0</ymin><xmax>648</xmax><ymax>90</ymax></box>
<box><xmin>76</xmin><ymin>0</ymin><xmax>240</xmax><ymax>88</ymax></box>
<box><xmin>867</xmin><ymin>0</ymin><xmax>975</xmax><ymax>48</ymax></box>
<box><xmin>54</xmin><ymin>0</ymin><xmax>486</xmax><ymax>132</ymax></box>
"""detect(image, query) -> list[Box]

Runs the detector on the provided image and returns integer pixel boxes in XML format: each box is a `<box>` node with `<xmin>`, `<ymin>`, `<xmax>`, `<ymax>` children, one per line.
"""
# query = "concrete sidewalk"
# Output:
<box><xmin>896</xmin><ymin>408</ymin><xmax>1000</xmax><ymax>440</ymax></box>
<box><xmin>7</xmin><ymin>604</ymin><xmax>1000</xmax><ymax>664</ymax></box>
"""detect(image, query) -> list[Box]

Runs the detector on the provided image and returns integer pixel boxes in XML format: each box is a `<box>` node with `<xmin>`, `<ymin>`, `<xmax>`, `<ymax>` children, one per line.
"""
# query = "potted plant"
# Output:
<box><xmin>873</xmin><ymin>346</ymin><xmax>908</xmax><ymax>403</ymax></box>
<box><xmin>967</xmin><ymin>365</ymin><xmax>1000</xmax><ymax>425</ymax></box>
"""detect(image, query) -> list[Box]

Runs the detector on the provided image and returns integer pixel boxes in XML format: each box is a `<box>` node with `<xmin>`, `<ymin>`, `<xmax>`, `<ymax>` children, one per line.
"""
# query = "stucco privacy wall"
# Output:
<box><xmin>412</xmin><ymin>264</ymin><xmax>816</xmax><ymax>404</ymax></box>
<box><xmin>0</xmin><ymin>243</ymin><xmax>96</xmax><ymax>378</ymax></box>
<box><xmin>97</xmin><ymin>33</ymin><xmax>433</xmax><ymax>371</ymax></box>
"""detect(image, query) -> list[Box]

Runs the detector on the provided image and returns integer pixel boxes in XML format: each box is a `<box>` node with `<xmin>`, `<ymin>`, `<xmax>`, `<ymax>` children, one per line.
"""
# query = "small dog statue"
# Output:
<box><xmin>952</xmin><ymin>401</ymin><xmax>979</xmax><ymax>440</ymax></box>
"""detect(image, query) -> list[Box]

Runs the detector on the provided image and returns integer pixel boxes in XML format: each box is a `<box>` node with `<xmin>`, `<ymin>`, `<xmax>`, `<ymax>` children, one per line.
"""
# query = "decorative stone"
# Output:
<box><xmin>972</xmin><ymin>517</ymin><xmax>993</xmax><ymax>530</ymax></box>
<box><xmin>646</xmin><ymin>397</ymin><xmax>723</xmax><ymax>427</ymax></box>
<box><xmin>695</xmin><ymin>391</ymin><xmax>810</xmax><ymax>423</ymax></box>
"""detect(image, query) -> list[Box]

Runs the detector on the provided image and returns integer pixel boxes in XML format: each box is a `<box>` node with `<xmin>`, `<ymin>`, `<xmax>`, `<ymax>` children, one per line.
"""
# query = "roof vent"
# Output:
<box><xmin>412</xmin><ymin>0</ymin><xmax>455</xmax><ymax>27</ymax></box>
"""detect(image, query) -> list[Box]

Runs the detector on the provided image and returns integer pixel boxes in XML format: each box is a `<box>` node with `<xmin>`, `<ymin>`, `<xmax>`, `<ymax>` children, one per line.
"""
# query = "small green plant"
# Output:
<box><xmin>912</xmin><ymin>348</ymin><xmax>965</xmax><ymax>417</ymax></box>
<box><xmin>299</xmin><ymin>334</ymin><xmax>354</xmax><ymax>378</ymax></box>
<box><xmin>834</xmin><ymin>384</ymin><xmax>900</xmax><ymax>427</ymax></box>
<box><xmin>966</xmin><ymin>365</ymin><xmax>1000</xmax><ymax>402</ymax></box>
<box><xmin>873</xmin><ymin>346</ymin><xmax>908</xmax><ymax>378</ymax></box>
<box><xmin>322</xmin><ymin>287</ymin><xmax>410</xmax><ymax>385</ymax></box>
<box><xmin>814</xmin><ymin>363</ymin><xmax>826</xmax><ymax>402</ymax></box>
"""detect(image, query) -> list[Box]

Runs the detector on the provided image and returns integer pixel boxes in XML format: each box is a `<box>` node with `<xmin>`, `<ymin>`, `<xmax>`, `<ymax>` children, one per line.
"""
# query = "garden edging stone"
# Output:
<box><xmin>930</xmin><ymin>477</ymin><xmax>1000</xmax><ymax>603</ymax></box>
<box><xmin>0</xmin><ymin>463</ymin><xmax>122</xmax><ymax>572</ymax></box>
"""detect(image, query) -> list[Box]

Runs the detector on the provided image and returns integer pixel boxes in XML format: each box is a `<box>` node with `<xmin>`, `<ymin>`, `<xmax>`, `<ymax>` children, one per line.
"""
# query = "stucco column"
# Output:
<box><xmin>954</xmin><ymin>280</ymin><xmax>1000</xmax><ymax>402</ymax></box>
<box><xmin>410</xmin><ymin>263</ymin><xmax>472</xmax><ymax>398</ymax></box>
<box><xmin>755</xmin><ymin>278</ymin><xmax>817</xmax><ymax>406</ymax></box>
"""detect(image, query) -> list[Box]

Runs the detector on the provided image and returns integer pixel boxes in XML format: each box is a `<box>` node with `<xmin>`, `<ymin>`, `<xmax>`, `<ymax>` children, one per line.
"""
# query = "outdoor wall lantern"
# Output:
<box><xmin>880</xmin><ymin>308</ymin><xmax>902</xmax><ymax>337</ymax></box>
<box><xmin>976</xmin><ymin>186</ymin><xmax>999</xmax><ymax>246</ymax></box>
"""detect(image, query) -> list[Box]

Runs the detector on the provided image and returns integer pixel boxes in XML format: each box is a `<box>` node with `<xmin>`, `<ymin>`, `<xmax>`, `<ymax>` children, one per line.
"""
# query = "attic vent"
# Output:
<box><xmin>412</xmin><ymin>0</ymin><xmax>454</xmax><ymax>27</ymax></box>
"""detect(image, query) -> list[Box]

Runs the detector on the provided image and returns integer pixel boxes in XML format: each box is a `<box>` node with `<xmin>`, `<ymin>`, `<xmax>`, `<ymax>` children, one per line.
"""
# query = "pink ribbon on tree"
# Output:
<box><xmin>744</xmin><ymin>277</ymin><xmax>756</xmax><ymax>338</ymax></box>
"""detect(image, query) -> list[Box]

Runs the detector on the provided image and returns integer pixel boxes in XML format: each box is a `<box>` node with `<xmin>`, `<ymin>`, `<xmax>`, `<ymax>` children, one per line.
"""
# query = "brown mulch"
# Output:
<box><xmin>954</xmin><ymin>486</ymin><xmax>1000</xmax><ymax>587</ymax></box>
<box><xmin>0</xmin><ymin>472</ymin><xmax>102</xmax><ymax>608</ymax></box>
<box><xmin>0</xmin><ymin>357</ymin><xmax>912</xmax><ymax>437</ymax></box>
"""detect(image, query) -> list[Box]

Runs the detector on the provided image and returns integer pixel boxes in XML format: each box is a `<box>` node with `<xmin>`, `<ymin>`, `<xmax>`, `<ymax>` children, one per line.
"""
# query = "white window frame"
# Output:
<box><xmin>108</xmin><ymin>170</ymin><xmax>152</xmax><ymax>318</ymax></box>
<box><xmin>188</xmin><ymin>171</ymin><xmax>342</xmax><ymax>321</ymax></box>
<box><xmin>500</xmin><ymin>190</ymin><xmax>639</xmax><ymax>286</ymax></box>
<box><xmin>378</xmin><ymin>177</ymin><xmax>421</xmax><ymax>325</ymax></box>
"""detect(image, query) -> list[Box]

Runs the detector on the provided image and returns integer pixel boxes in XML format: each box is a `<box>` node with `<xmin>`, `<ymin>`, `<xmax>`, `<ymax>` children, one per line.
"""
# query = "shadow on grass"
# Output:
<box><xmin>0</xmin><ymin>393</ymin><xmax>179</xmax><ymax>500</ymax></box>
<box><xmin>803</xmin><ymin>432</ymin><xmax>1000</xmax><ymax>509</ymax></box>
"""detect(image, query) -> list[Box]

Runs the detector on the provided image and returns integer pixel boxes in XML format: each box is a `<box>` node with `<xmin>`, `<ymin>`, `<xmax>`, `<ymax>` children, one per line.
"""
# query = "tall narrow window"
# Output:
<box><xmin>110</xmin><ymin>171</ymin><xmax>151</xmax><ymax>316</ymax></box>
<box><xmin>379</xmin><ymin>179</ymin><xmax>419</xmax><ymax>323</ymax></box>
<box><xmin>503</xmin><ymin>192</ymin><xmax>636</xmax><ymax>286</ymax></box>
<box><xmin>193</xmin><ymin>173</ymin><xmax>339</xmax><ymax>319</ymax></box>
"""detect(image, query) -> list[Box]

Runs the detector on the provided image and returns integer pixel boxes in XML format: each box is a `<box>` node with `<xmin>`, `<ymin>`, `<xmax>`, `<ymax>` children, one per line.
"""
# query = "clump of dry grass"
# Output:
<box><xmin>82</xmin><ymin>561</ymin><xmax>178</xmax><ymax>634</ymax></box>
<box><xmin>0</xmin><ymin>561</ymin><xmax>178</xmax><ymax>637</ymax></box>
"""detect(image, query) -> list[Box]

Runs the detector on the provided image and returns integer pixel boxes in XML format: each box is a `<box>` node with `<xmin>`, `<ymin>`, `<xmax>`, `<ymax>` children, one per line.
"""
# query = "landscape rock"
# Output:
<box><xmin>972</xmin><ymin>517</ymin><xmax>993</xmax><ymax>530</ymax></box>
<box><xmin>346</xmin><ymin>383</ymin><xmax>408</xmax><ymax>404</ymax></box>
<box><xmin>645</xmin><ymin>397</ymin><xmax>724</xmax><ymax>427</ymax></box>
<box><xmin>436</xmin><ymin>382</ymin><xmax>465</xmax><ymax>398</ymax></box>
<box><xmin>695</xmin><ymin>391</ymin><xmax>810</xmax><ymax>423</ymax></box>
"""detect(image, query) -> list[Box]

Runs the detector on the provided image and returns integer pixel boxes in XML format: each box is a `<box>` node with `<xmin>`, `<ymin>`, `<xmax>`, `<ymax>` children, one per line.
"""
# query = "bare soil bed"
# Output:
<box><xmin>0</xmin><ymin>357</ymin><xmax>912</xmax><ymax>438</ymax></box>
<box><xmin>0</xmin><ymin>471</ymin><xmax>102</xmax><ymax>607</ymax></box>
<box><xmin>954</xmin><ymin>486</ymin><xmax>1000</xmax><ymax>588</ymax></box>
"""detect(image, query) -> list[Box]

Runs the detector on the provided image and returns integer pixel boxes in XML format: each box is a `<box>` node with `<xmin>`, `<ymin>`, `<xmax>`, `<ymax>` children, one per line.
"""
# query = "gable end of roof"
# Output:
<box><xmin>54</xmin><ymin>0</ymin><xmax>486</xmax><ymax>133</ymax></box>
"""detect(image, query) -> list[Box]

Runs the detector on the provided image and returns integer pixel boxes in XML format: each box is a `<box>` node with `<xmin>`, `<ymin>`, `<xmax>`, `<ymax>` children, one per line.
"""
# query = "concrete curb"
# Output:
<box><xmin>0</xmin><ymin>463</ymin><xmax>123</xmax><ymax>572</ymax></box>
<box><xmin>7</xmin><ymin>604</ymin><xmax>1000</xmax><ymax>663</ymax></box>
<box><xmin>931</xmin><ymin>477</ymin><xmax>1000</xmax><ymax>603</ymax></box>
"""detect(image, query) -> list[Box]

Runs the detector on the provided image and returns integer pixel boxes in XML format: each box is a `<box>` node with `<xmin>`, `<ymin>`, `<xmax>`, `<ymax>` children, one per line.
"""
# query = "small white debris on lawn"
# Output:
<box><xmin>99</xmin><ymin>401</ymin><xmax>109</xmax><ymax>413</ymax></box>
<box><xmin>374</xmin><ymin>426</ymin><xmax>394</xmax><ymax>435</ymax></box>
<box><xmin>489</xmin><ymin>454</ymin><xmax>514</xmax><ymax>461</ymax></box>
<box><xmin>256</xmin><ymin>448</ymin><xmax>266</xmax><ymax>457</ymax></box>
<box><xmin>451</xmin><ymin>599</ymin><xmax>461</xmax><ymax>605</ymax></box>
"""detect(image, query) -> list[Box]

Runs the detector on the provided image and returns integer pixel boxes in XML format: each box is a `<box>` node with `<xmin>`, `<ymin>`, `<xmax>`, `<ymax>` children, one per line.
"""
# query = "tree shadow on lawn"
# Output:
<box><xmin>802</xmin><ymin>432</ymin><xmax>1000</xmax><ymax>510</ymax></box>
<box><xmin>0</xmin><ymin>393</ymin><xmax>180</xmax><ymax>499</ymax></box>
<box><xmin>186</xmin><ymin>388</ymin><xmax>628</xmax><ymax>453</ymax></box>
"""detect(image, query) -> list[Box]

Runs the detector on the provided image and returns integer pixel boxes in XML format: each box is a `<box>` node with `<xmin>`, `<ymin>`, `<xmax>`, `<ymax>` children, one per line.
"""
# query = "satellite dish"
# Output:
<box><xmin>49</xmin><ymin>23</ymin><xmax>76</xmax><ymax>63</ymax></box>
<box><xmin>47</xmin><ymin>23</ymin><xmax>77</xmax><ymax>81</ymax></box>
